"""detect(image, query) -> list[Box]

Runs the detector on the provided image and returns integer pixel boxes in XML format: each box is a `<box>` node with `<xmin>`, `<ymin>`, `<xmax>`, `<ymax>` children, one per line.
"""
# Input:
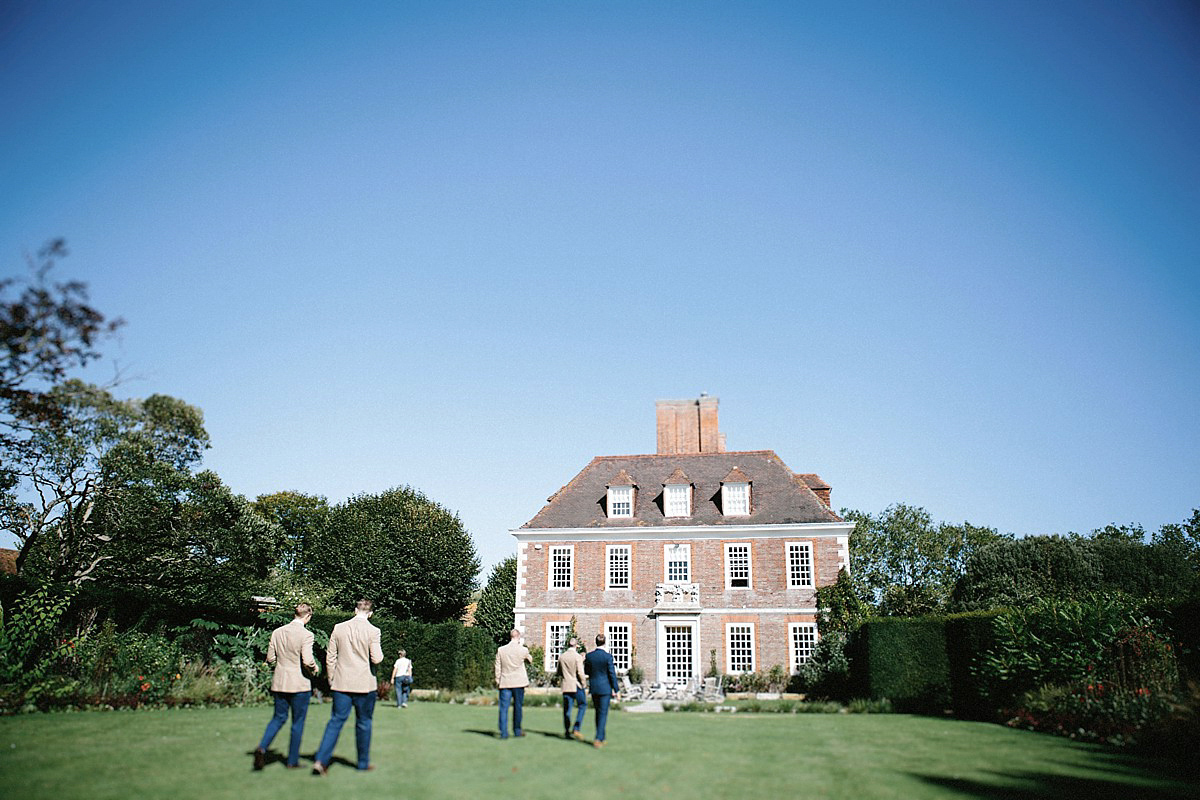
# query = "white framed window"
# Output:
<box><xmin>605</xmin><ymin>622</ymin><xmax>631</xmax><ymax>672</ymax></box>
<box><xmin>664</xmin><ymin>484</ymin><xmax>691</xmax><ymax>517</ymax></box>
<box><xmin>722</xmin><ymin>482</ymin><xmax>750</xmax><ymax>516</ymax></box>
<box><xmin>664</xmin><ymin>543</ymin><xmax>691</xmax><ymax>584</ymax></box>
<box><xmin>789</xmin><ymin>623</ymin><xmax>818</xmax><ymax>673</ymax></box>
<box><xmin>726</xmin><ymin>623</ymin><xmax>755</xmax><ymax>673</ymax></box>
<box><xmin>607</xmin><ymin>545</ymin><xmax>631</xmax><ymax>589</ymax></box>
<box><xmin>549</xmin><ymin>546</ymin><xmax>574</xmax><ymax>589</ymax></box>
<box><xmin>546</xmin><ymin>622</ymin><xmax>571</xmax><ymax>672</ymax></box>
<box><xmin>608</xmin><ymin>485</ymin><xmax>634</xmax><ymax>518</ymax></box>
<box><xmin>787</xmin><ymin>541</ymin><xmax>814</xmax><ymax>588</ymax></box>
<box><xmin>660</xmin><ymin>622</ymin><xmax>696</xmax><ymax>681</ymax></box>
<box><xmin>724</xmin><ymin>542</ymin><xmax>752</xmax><ymax>589</ymax></box>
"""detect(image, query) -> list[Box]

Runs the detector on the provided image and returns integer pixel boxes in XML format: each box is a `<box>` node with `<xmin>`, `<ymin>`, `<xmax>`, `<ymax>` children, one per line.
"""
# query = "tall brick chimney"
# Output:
<box><xmin>656</xmin><ymin>394</ymin><xmax>726</xmax><ymax>454</ymax></box>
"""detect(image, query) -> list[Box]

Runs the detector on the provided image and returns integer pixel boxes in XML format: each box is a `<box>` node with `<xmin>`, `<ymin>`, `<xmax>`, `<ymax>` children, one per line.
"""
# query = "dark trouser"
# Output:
<box><xmin>498</xmin><ymin>687</ymin><xmax>525</xmax><ymax>738</ymax></box>
<box><xmin>592</xmin><ymin>692</ymin><xmax>612</xmax><ymax>742</ymax></box>
<box><xmin>395</xmin><ymin>676</ymin><xmax>412</xmax><ymax>706</ymax></box>
<box><xmin>258</xmin><ymin>690</ymin><xmax>311</xmax><ymax>766</ymax></box>
<box><xmin>314</xmin><ymin>690</ymin><xmax>376</xmax><ymax>769</ymax></box>
<box><xmin>562</xmin><ymin>688</ymin><xmax>587</xmax><ymax>733</ymax></box>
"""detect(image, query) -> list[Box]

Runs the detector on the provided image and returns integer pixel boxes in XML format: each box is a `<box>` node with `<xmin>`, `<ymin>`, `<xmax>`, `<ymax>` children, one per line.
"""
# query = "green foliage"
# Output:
<box><xmin>953</xmin><ymin>529</ymin><xmax>1200</xmax><ymax>611</ymax></box>
<box><xmin>251</xmin><ymin>490</ymin><xmax>329</xmax><ymax>574</ymax></box>
<box><xmin>844</xmin><ymin>504</ymin><xmax>1006</xmax><ymax>616</ymax></box>
<box><xmin>978</xmin><ymin>594</ymin><xmax>1171</xmax><ymax>707</ymax></box>
<box><xmin>943</xmin><ymin>609</ymin><xmax>1005</xmax><ymax>719</ymax></box>
<box><xmin>473</xmin><ymin>555</ymin><xmax>516</xmax><ymax>646</ymax></box>
<box><xmin>816</xmin><ymin>568</ymin><xmax>872</xmax><ymax>634</ymax></box>
<box><xmin>854</xmin><ymin>616</ymin><xmax>951</xmax><ymax>711</ymax></box>
<box><xmin>308</xmin><ymin>486</ymin><xmax>479</xmax><ymax>622</ymax></box>
<box><xmin>90</xmin><ymin>469</ymin><xmax>283</xmax><ymax>614</ymax></box>
<box><xmin>791</xmin><ymin>631</ymin><xmax>852</xmax><ymax>699</ymax></box>
<box><xmin>307</xmin><ymin>613</ymin><xmax>491</xmax><ymax>692</ymax></box>
<box><xmin>0</xmin><ymin>583</ymin><xmax>77</xmax><ymax>690</ymax></box>
<box><xmin>0</xmin><ymin>239</ymin><xmax>122</xmax><ymax>456</ymax></box>
<box><xmin>721</xmin><ymin>665</ymin><xmax>789</xmax><ymax>694</ymax></box>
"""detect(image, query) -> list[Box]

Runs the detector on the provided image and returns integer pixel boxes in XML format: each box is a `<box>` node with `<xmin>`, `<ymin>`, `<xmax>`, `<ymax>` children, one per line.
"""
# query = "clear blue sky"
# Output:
<box><xmin>2</xmin><ymin>1</ymin><xmax>1198</xmax><ymax>575</ymax></box>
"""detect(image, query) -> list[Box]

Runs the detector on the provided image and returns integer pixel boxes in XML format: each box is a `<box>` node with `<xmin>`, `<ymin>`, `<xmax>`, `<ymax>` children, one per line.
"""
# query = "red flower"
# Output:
<box><xmin>140</xmin><ymin>682</ymin><xmax>151</xmax><ymax>691</ymax></box>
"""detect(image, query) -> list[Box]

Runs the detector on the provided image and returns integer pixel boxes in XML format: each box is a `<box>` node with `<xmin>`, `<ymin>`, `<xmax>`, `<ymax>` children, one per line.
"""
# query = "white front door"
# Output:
<box><xmin>656</xmin><ymin>618</ymin><xmax>698</xmax><ymax>682</ymax></box>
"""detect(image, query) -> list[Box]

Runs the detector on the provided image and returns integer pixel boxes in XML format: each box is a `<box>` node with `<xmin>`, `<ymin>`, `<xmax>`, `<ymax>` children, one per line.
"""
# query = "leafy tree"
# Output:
<box><xmin>1</xmin><ymin>239</ymin><xmax>122</xmax><ymax>454</ymax></box>
<box><xmin>845</xmin><ymin>504</ymin><xmax>1006</xmax><ymax>616</ymax></box>
<box><xmin>2</xmin><ymin>380</ymin><xmax>210</xmax><ymax>583</ymax></box>
<box><xmin>308</xmin><ymin>487</ymin><xmax>479</xmax><ymax>622</ymax></box>
<box><xmin>474</xmin><ymin>555</ymin><xmax>517</xmax><ymax>646</ymax></box>
<box><xmin>89</xmin><ymin>469</ymin><xmax>283</xmax><ymax>613</ymax></box>
<box><xmin>252</xmin><ymin>490</ymin><xmax>329</xmax><ymax>574</ymax></box>
<box><xmin>953</xmin><ymin>513</ymin><xmax>1200</xmax><ymax>611</ymax></box>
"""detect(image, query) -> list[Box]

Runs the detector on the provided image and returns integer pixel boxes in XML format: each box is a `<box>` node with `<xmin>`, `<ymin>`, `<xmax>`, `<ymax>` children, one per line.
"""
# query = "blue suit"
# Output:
<box><xmin>583</xmin><ymin>647</ymin><xmax>618</xmax><ymax>742</ymax></box>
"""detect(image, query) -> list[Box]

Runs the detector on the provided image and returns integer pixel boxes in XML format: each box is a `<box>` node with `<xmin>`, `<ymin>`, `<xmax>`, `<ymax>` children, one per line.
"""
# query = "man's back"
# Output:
<box><xmin>558</xmin><ymin>647</ymin><xmax>586</xmax><ymax>693</ymax></box>
<box><xmin>328</xmin><ymin>614</ymin><xmax>384</xmax><ymax>692</ymax></box>
<box><xmin>495</xmin><ymin>639</ymin><xmax>531</xmax><ymax>689</ymax></box>
<box><xmin>584</xmin><ymin>648</ymin><xmax>617</xmax><ymax>696</ymax></box>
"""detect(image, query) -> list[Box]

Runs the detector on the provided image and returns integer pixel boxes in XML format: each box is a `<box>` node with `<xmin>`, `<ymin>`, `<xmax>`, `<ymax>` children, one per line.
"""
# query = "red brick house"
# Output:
<box><xmin>511</xmin><ymin>397</ymin><xmax>854</xmax><ymax>683</ymax></box>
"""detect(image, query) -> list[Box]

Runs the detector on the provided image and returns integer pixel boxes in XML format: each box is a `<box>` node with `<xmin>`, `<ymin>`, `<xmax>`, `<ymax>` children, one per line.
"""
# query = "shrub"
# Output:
<box><xmin>854</xmin><ymin>616</ymin><xmax>950</xmax><ymax>711</ymax></box>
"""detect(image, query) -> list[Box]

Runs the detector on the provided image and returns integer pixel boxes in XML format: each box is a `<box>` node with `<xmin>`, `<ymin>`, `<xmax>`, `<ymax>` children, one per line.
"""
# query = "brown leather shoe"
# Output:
<box><xmin>360</xmin><ymin>765</ymin><xmax>376</xmax><ymax>771</ymax></box>
<box><xmin>593</xmin><ymin>740</ymin><xmax>605</xmax><ymax>748</ymax></box>
<box><xmin>311</xmin><ymin>762</ymin><xmax>328</xmax><ymax>776</ymax></box>
<box><xmin>571</xmin><ymin>731</ymin><xmax>584</xmax><ymax>740</ymax></box>
<box><xmin>253</xmin><ymin>748</ymin><xmax>265</xmax><ymax>771</ymax></box>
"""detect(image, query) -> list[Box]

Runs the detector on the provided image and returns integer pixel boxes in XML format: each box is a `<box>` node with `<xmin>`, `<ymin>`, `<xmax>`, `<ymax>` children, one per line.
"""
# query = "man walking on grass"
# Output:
<box><xmin>312</xmin><ymin>599</ymin><xmax>384</xmax><ymax>775</ymax></box>
<box><xmin>557</xmin><ymin>636</ymin><xmax>587</xmax><ymax>739</ymax></box>
<box><xmin>583</xmin><ymin>632</ymin><xmax>618</xmax><ymax>748</ymax></box>
<box><xmin>254</xmin><ymin>603</ymin><xmax>319</xmax><ymax>770</ymax></box>
<box><xmin>494</xmin><ymin>628</ymin><xmax>532</xmax><ymax>739</ymax></box>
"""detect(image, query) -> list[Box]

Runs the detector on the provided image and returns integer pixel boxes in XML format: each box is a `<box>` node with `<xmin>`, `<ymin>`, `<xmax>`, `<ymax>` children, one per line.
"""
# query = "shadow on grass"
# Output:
<box><xmin>463</xmin><ymin>729</ymin><xmax>501</xmax><ymax>738</ymax></box>
<box><xmin>909</xmin><ymin>752</ymin><xmax>1200</xmax><ymax>800</ymax></box>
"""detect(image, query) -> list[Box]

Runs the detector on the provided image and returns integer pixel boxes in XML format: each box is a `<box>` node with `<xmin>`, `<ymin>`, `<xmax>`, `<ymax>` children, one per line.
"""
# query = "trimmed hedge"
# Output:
<box><xmin>852</xmin><ymin>616</ymin><xmax>950</xmax><ymax>712</ymax></box>
<box><xmin>309</xmin><ymin>613</ymin><xmax>493</xmax><ymax>692</ymax></box>
<box><xmin>944</xmin><ymin>609</ymin><xmax>1005</xmax><ymax>720</ymax></box>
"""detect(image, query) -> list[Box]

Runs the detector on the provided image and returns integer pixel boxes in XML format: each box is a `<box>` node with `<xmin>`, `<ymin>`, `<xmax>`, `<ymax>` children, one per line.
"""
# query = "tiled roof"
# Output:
<box><xmin>523</xmin><ymin>450</ymin><xmax>841</xmax><ymax>528</ymax></box>
<box><xmin>663</xmin><ymin>468</ymin><xmax>691</xmax><ymax>485</ymax></box>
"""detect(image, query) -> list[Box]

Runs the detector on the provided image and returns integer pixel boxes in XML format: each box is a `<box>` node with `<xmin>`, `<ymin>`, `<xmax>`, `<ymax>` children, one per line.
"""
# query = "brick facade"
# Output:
<box><xmin>511</xmin><ymin>397</ymin><xmax>854</xmax><ymax>682</ymax></box>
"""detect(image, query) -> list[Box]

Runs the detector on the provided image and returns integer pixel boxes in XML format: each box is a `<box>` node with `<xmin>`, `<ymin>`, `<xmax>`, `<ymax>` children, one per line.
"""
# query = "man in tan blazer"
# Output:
<box><xmin>494</xmin><ymin>629</ymin><xmax>531</xmax><ymax>739</ymax></box>
<box><xmin>557</xmin><ymin>637</ymin><xmax>587</xmax><ymax>740</ymax></box>
<box><xmin>254</xmin><ymin>603</ymin><xmax>319</xmax><ymax>770</ymax></box>
<box><xmin>312</xmin><ymin>599</ymin><xmax>384</xmax><ymax>774</ymax></box>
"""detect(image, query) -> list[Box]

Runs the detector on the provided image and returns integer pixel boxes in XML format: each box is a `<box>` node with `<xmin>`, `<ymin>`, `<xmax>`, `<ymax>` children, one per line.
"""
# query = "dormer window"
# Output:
<box><xmin>608</xmin><ymin>486</ymin><xmax>633</xmax><ymax>517</ymax></box>
<box><xmin>663</xmin><ymin>468</ymin><xmax>692</xmax><ymax>518</ymax></box>
<box><xmin>723</xmin><ymin>483</ymin><xmax>750</xmax><ymax>515</ymax></box>
<box><xmin>720</xmin><ymin>467</ymin><xmax>752</xmax><ymax>516</ymax></box>
<box><xmin>664</xmin><ymin>485</ymin><xmax>691</xmax><ymax>517</ymax></box>
<box><xmin>606</xmin><ymin>469</ymin><xmax>637</xmax><ymax>519</ymax></box>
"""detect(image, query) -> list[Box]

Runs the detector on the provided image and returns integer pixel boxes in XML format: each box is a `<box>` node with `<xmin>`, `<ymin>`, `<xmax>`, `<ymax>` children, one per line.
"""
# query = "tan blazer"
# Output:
<box><xmin>326</xmin><ymin>613</ymin><xmax>384</xmax><ymax>693</ymax></box>
<box><xmin>557</xmin><ymin>647</ymin><xmax>587</xmax><ymax>693</ymax></box>
<box><xmin>266</xmin><ymin>618</ymin><xmax>318</xmax><ymax>694</ymax></box>
<box><xmin>494</xmin><ymin>639</ymin><xmax>531</xmax><ymax>689</ymax></box>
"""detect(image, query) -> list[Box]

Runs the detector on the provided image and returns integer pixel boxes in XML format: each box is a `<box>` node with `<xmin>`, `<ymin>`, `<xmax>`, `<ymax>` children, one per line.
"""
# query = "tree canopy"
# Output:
<box><xmin>844</xmin><ymin>503</ymin><xmax>1007</xmax><ymax>617</ymax></box>
<box><xmin>307</xmin><ymin>486</ymin><xmax>479</xmax><ymax>622</ymax></box>
<box><xmin>474</xmin><ymin>555</ymin><xmax>517</xmax><ymax>645</ymax></box>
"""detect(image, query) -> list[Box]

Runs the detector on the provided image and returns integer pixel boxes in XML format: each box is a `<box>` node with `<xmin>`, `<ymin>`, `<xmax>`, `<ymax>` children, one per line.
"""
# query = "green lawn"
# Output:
<box><xmin>0</xmin><ymin>702</ymin><xmax>1195</xmax><ymax>800</ymax></box>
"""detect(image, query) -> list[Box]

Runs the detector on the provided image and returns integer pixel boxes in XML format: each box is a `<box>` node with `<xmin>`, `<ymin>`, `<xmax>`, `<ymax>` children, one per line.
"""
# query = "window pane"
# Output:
<box><xmin>790</xmin><ymin>623</ymin><xmax>817</xmax><ymax>672</ymax></box>
<box><xmin>607</xmin><ymin>546</ymin><xmax>630</xmax><ymax>589</ymax></box>
<box><xmin>547</xmin><ymin>623</ymin><xmax>571</xmax><ymax>672</ymax></box>
<box><xmin>727</xmin><ymin>624</ymin><xmax>754</xmax><ymax>673</ymax></box>
<box><xmin>788</xmin><ymin>542</ymin><xmax>813</xmax><ymax>587</ymax></box>
<box><xmin>665</xmin><ymin>625</ymin><xmax>693</xmax><ymax>680</ymax></box>
<box><xmin>726</xmin><ymin>543</ymin><xmax>750</xmax><ymax>588</ymax></box>
<box><xmin>606</xmin><ymin>623</ymin><xmax>631</xmax><ymax>672</ymax></box>
<box><xmin>610</xmin><ymin>486</ymin><xmax>633</xmax><ymax>517</ymax></box>
<box><xmin>665</xmin><ymin>485</ymin><xmax>690</xmax><ymax>517</ymax></box>
<box><xmin>551</xmin><ymin>547</ymin><xmax>573</xmax><ymax>589</ymax></box>
<box><xmin>724</xmin><ymin>483</ymin><xmax>749</xmax><ymax>515</ymax></box>
<box><xmin>666</xmin><ymin>543</ymin><xmax>690</xmax><ymax>583</ymax></box>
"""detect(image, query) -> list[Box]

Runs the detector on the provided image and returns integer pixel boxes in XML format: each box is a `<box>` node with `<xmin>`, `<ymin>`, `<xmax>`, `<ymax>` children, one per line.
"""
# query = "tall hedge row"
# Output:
<box><xmin>308</xmin><ymin>613</ymin><xmax>493</xmax><ymax>691</ymax></box>
<box><xmin>852</xmin><ymin>616</ymin><xmax>950</xmax><ymax>712</ymax></box>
